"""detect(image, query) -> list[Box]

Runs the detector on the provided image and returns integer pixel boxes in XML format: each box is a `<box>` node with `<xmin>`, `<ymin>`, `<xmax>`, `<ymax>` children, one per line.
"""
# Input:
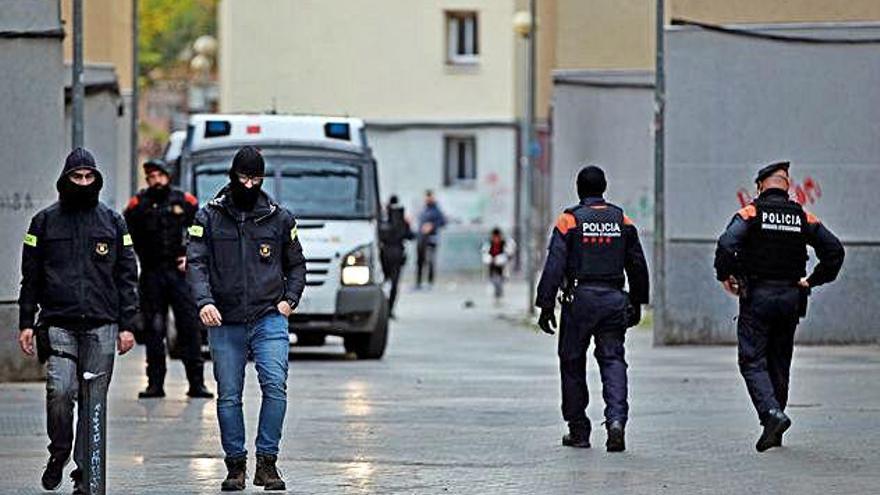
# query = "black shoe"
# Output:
<box><xmin>561</xmin><ymin>422</ymin><xmax>591</xmax><ymax>448</ymax></box>
<box><xmin>605</xmin><ymin>420</ymin><xmax>626</xmax><ymax>452</ymax></box>
<box><xmin>70</xmin><ymin>469</ymin><xmax>86</xmax><ymax>494</ymax></box>
<box><xmin>756</xmin><ymin>409</ymin><xmax>791</xmax><ymax>452</ymax></box>
<box><xmin>41</xmin><ymin>455</ymin><xmax>67</xmax><ymax>490</ymax></box>
<box><xmin>254</xmin><ymin>453</ymin><xmax>286</xmax><ymax>491</ymax></box>
<box><xmin>186</xmin><ymin>384</ymin><xmax>214</xmax><ymax>399</ymax></box>
<box><xmin>138</xmin><ymin>385</ymin><xmax>165</xmax><ymax>399</ymax></box>
<box><xmin>221</xmin><ymin>456</ymin><xmax>247</xmax><ymax>491</ymax></box>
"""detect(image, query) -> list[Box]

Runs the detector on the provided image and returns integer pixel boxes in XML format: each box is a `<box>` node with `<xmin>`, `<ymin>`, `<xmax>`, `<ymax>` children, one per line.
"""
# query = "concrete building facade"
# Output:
<box><xmin>219</xmin><ymin>0</ymin><xmax>533</xmax><ymax>271</ymax></box>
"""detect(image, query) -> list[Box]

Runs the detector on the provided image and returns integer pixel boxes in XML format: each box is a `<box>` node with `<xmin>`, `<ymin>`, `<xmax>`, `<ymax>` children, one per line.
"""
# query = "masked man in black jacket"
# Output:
<box><xmin>18</xmin><ymin>148</ymin><xmax>138</xmax><ymax>492</ymax></box>
<box><xmin>124</xmin><ymin>159</ymin><xmax>212</xmax><ymax>399</ymax></box>
<box><xmin>187</xmin><ymin>146</ymin><xmax>307</xmax><ymax>491</ymax></box>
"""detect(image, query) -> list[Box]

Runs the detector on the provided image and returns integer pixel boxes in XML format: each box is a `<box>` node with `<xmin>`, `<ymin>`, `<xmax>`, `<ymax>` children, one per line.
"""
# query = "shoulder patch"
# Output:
<box><xmin>122</xmin><ymin>234</ymin><xmax>133</xmax><ymax>247</ymax></box>
<box><xmin>805</xmin><ymin>211</ymin><xmax>820</xmax><ymax>224</ymax></box>
<box><xmin>290</xmin><ymin>226</ymin><xmax>298</xmax><ymax>241</ymax></box>
<box><xmin>737</xmin><ymin>205</ymin><xmax>757</xmax><ymax>220</ymax></box>
<box><xmin>623</xmin><ymin>214</ymin><xmax>635</xmax><ymax>226</ymax></box>
<box><xmin>183</xmin><ymin>192</ymin><xmax>198</xmax><ymax>206</ymax></box>
<box><xmin>125</xmin><ymin>196</ymin><xmax>139</xmax><ymax>211</ymax></box>
<box><xmin>188</xmin><ymin>225</ymin><xmax>204</xmax><ymax>237</ymax></box>
<box><xmin>555</xmin><ymin>213</ymin><xmax>577</xmax><ymax>233</ymax></box>
<box><xmin>23</xmin><ymin>233</ymin><xmax>37</xmax><ymax>247</ymax></box>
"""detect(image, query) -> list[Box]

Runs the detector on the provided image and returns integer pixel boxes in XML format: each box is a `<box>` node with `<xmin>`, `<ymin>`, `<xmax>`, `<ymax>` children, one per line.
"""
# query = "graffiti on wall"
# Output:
<box><xmin>736</xmin><ymin>175</ymin><xmax>822</xmax><ymax>208</ymax></box>
<box><xmin>0</xmin><ymin>192</ymin><xmax>35</xmax><ymax>212</ymax></box>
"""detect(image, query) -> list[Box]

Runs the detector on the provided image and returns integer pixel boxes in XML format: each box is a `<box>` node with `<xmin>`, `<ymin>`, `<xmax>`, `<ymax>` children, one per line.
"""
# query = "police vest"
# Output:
<box><xmin>742</xmin><ymin>197</ymin><xmax>808</xmax><ymax>280</ymax></box>
<box><xmin>564</xmin><ymin>203</ymin><xmax>626</xmax><ymax>285</ymax></box>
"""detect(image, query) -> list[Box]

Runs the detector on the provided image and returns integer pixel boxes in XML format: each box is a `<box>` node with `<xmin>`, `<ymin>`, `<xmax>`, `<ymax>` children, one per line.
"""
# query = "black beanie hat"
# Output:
<box><xmin>61</xmin><ymin>147</ymin><xmax>98</xmax><ymax>176</ymax></box>
<box><xmin>143</xmin><ymin>158</ymin><xmax>171</xmax><ymax>177</ymax></box>
<box><xmin>577</xmin><ymin>165</ymin><xmax>606</xmax><ymax>199</ymax></box>
<box><xmin>230</xmin><ymin>146</ymin><xmax>265</xmax><ymax>177</ymax></box>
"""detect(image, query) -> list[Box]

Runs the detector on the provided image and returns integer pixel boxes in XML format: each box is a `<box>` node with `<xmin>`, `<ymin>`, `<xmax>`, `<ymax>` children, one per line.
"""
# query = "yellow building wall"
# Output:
<box><xmin>61</xmin><ymin>0</ymin><xmax>133</xmax><ymax>90</ymax></box>
<box><xmin>219</xmin><ymin>0</ymin><xmax>518</xmax><ymax>120</ymax></box>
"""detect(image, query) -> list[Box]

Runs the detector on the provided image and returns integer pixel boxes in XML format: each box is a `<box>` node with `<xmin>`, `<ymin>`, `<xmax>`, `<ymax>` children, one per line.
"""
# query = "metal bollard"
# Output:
<box><xmin>81</xmin><ymin>371</ymin><xmax>108</xmax><ymax>495</ymax></box>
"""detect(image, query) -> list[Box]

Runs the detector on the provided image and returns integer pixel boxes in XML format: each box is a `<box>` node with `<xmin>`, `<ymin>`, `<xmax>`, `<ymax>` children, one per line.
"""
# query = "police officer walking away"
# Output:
<box><xmin>535</xmin><ymin>165</ymin><xmax>649</xmax><ymax>452</ymax></box>
<box><xmin>379</xmin><ymin>195</ymin><xmax>413</xmax><ymax>318</ymax></box>
<box><xmin>124</xmin><ymin>159</ymin><xmax>213</xmax><ymax>399</ymax></box>
<box><xmin>714</xmin><ymin>161</ymin><xmax>844</xmax><ymax>452</ymax></box>
<box><xmin>187</xmin><ymin>146</ymin><xmax>307</xmax><ymax>491</ymax></box>
<box><xmin>18</xmin><ymin>148</ymin><xmax>138</xmax><ymax>492</ymax></box>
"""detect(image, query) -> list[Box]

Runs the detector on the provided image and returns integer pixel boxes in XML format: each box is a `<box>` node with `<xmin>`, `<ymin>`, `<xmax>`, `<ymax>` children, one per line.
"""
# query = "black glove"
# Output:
<box><xmin>538</xmin><ymin>307</ymin><xmax>557</xmax><ymax>335</ymax></box>
<box><xmin>625</xmin><ymin>300</ymin><xmax>642</xmax><ymax>328</ymax></box>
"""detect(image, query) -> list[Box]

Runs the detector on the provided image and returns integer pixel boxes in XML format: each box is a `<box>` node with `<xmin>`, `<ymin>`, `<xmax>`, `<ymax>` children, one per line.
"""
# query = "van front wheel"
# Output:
<box><xmin>344</xmin><ymin>301</ymin><xmax>389</xmax><ymax>360</ymax></box>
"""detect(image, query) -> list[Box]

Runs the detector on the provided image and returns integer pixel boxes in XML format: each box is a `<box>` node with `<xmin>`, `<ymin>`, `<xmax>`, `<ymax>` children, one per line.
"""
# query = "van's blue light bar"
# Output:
<box><xmin>324</xmin><ymin>122</ymin><xmax>351</xmax><ymax>141</ymax></box>
<box><xmin>205</xmin><ymin>120</ymin><xmax>232</xmax><ymax>138</ymax></box>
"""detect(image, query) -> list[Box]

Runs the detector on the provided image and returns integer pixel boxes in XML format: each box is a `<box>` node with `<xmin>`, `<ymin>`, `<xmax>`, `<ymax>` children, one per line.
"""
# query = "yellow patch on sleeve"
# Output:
<box><xmin>23</xmin><ymin>233</ymin><xmax>37</xmax><ymax>247</ymax></box>
<box><xmin>188</xmin><ymin>225</ymin><xmax>204</xmax><ymax>237</ymax></box>
<box><xmin>123</xmin><ymin>234</ymin><xmax>133</xmax><ymax>247</ymax></box>
<box><xmin>290</xmin><ymin>226</ymin><xmax>298</xmax><ymax>241</ymax></box>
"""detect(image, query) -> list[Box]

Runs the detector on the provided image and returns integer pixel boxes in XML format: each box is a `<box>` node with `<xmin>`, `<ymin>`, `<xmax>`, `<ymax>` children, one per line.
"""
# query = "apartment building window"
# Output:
<box><xmin>446</xmin><ymin>11</ymin><xmax>479</xmax><ymax>64</ymax></box>
<box><xmin>444</xmin><ymin>136</ymin><xmax>477</xmax><ymax>186</ymax></box>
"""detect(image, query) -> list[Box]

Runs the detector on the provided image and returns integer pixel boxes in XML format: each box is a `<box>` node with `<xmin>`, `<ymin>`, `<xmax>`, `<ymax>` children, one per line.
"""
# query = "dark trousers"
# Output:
<box><xmin>384</xmin><ymin>259</ymin><xmax>403</xmax><ymax>315</ymax></box>
<box><xmin>415</xmin><ymin>240</ymin><xmax>436</xmax><ymax>286</ymax></box>
<box><xmin>737</xmin><ymin>284</ymin><xmax>800</xmax><ymax>423</ymax></box>
<box><xmin>45</xmin><ymin>325</ymin><xmax>116</xmax><ymax>468</ymax></box>
<box><xmin>139</xmin><ymin>266</ymin><xmax>205</xmax><ymax>389</ymax></box>
<box><xmin>558</xmin><ymin>286</ymin><xmax>629</xmax><ymax>426</ymax></box>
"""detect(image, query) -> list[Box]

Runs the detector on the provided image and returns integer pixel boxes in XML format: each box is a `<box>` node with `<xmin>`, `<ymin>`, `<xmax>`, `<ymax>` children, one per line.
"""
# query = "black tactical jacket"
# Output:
<box><xmin>19</xmin><ymin>202</ymin><xmax>139</xmax><ymax>331</ymax></box>
<box><xmin>124</xmin><ymin>187</ymin><xmax>199</xmax><ymax>268</ymax></box>
<box><xmin>186</xmin><ymin>186</ymin><xmax>307</xmax><ymax>324</ymax></box>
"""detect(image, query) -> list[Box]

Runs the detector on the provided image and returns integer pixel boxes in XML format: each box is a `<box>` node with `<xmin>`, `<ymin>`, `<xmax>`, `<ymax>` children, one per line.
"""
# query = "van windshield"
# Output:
<box><xmin>192</xmin><ymin>152</ymin><xmax>374</xmax><ymax>219</ymax></box>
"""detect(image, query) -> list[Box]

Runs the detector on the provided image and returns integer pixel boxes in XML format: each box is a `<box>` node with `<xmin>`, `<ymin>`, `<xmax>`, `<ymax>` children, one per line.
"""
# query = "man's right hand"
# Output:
<box><xmin>721</xmin><ymin>276</ymin><xmax>741</xmax><ymax>296</ymax></box>
<box><xmin>537</xmin><ymin>308</ymin><xmax>557</xmax><ymax>335</ymax></box>
<box><xmin>19</xmin><ymin>328</ymin><xmax>35</xmax><ymax>357</ymax></box>
<box><xmin>199</xmin><ymin>304</ymin><xmax>223</xmax><ymax>327</ymax></box>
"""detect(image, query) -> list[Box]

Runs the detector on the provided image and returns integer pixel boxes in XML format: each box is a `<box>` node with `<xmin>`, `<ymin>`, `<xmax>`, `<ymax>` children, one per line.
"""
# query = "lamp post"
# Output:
<box><xmin>71</xmin><ymin>0</ymin><xmax>84</xmax><ymax>149</ymax></box>
<box><xmin>513</xmin><ymin>5</ymin><xmax>537</xmax><ymax>315</ymax></box>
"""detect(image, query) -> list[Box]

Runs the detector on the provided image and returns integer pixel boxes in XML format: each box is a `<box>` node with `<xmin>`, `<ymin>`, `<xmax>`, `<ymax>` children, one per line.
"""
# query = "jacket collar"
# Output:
<box><xmin>210</xmin><ymin>184</ymin><xmax>278</xmax><ymax>222</ymax></box>
<box><xmin>758</xmin><ymin>188</ymin><xmax>789</xmax><ymax>201</ymax></box>
<box><xmin>580</xmin><ymin>195</ymin><xmax>606</xmax><ymax>207</ymax></box>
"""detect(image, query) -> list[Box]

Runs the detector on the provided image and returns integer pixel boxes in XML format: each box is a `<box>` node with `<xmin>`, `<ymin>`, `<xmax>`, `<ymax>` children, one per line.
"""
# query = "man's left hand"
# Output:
<box><xmin>176</xmin><ymin>256</ymin><xmax>187</xmax><ymax>272</ymax></box>
<box><xmin>117</xmin><ymin>330</ymin><xmax>135</xmax><ymax>355</ymax></box>
<box><xmin>797</xmin><ymin>277</ymin><xmax>810</xmax><ymax>289</ymax></box>
<box><xmin>277</xmin><ymin>300</ymin><xmax>293</xmax><ymax>318</ymax></box>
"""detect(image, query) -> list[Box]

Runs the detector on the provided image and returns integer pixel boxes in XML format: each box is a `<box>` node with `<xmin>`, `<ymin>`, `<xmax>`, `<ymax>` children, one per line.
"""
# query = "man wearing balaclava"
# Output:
<box><xmin>534</xmin><ymin>165</ymin><xmax>649</xmax><ymax>453</ymax></box>
<box><xmin>186</xmin><ymin>146</ymin><xmax>307</xmax><ymax>491</ymax></box>
<box><xmin>124</xmin><ymin>159</ymin><xmax>213</xmax><ymax>400</ymax></box>
<box><xmin>17</xmin><ymin>147</ymin><xmax>139</xmax><ymax>492</ymax></box>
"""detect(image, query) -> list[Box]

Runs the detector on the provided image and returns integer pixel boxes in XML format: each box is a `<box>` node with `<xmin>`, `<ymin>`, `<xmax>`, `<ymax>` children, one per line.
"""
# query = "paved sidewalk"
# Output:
<box><xmin>0</xmin><ymin>278</ymin><xmax>878</xmax><ymax>494</ymax></box>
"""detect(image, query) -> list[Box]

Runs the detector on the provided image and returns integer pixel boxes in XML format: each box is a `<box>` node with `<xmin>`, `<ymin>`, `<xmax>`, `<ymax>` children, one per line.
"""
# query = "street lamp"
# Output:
<box><xmin>513</xmin><ymin>6</ymin><xmax>537</xmax><ymax>315</ymax></box>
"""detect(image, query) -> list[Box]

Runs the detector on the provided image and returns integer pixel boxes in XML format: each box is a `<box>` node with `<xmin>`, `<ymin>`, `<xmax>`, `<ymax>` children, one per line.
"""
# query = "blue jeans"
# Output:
<box><xmin>208</xmin><ymin>313</ymin><xmax>289</xmax><ymax>458</ymax></box>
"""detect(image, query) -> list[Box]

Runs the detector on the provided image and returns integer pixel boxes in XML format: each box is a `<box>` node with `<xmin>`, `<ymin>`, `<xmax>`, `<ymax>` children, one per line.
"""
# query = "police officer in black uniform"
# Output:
<box><xmin>124</xmin><ymin>159</ymin><xmax>213</xmax><ymax>399</ymax></box>
<box><xmin>379</xmin><ymin>195</ymin><xmax>414</xmax><ymax>318</ymax></box>
<box><xmin>714</xmin><ymin>161</ymin><xmax>844</xmax><ymax>452</ymax></box>
<box><xmin>18</xmin><ymin>148</ymin><xmax>138</xmax><ymax>492</ymax></box>
<box><xmin>536</xmin><ymin>165</ymin><xmax>649</xmax><ymax>452</ymax></box>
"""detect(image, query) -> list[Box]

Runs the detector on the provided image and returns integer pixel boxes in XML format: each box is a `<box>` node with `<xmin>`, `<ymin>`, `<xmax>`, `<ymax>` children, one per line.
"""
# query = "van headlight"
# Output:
<box><xmin>341</xmin><ymin>245</ymin><xmax>373</xmax><ymax>286</ymax></box>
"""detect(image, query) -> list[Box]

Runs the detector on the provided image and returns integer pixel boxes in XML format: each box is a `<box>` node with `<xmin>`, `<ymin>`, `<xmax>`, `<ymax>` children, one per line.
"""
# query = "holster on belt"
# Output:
<box><xmin>798</xmin><ymin>286</ymin><xmax>811</xmax><ymax>318</ymax></box>
<box><xmin>35</xmin><ymin>322</ymin><xmax>51</xmax><ymax>364</ymax></box>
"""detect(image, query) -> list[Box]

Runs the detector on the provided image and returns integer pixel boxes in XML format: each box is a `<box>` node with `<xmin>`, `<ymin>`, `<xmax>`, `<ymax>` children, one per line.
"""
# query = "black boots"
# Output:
<box><xmin>562</xmin><ymin>421</ymin><xmax>591</xmax><ymax>448</ymax></box>
<box><xmin>756</xmin><ymin>409</ymin><xmax>791</xmax><ymax>452</ymax></box>
<box><xmin>41</xmin><ymin>455</ymin><xmax>67</xmax><ymax>490</ymax></box>
<box><xmin>186</xmin><ymin>364</ymin><xmax>214</xmax><ymax>398</ymax></box>
<box><xmin>70</xmin><ymin>468</ymin><xmax>85</xmax><ymax>494</ymax></box>
<box><xmin>222</xmin><ymin>456</ymin><xmax>247</xmax><ymax>491</ymax></box>
<box><xmin>254</xmin><ymin>454</ymin><xmax>286</xmax><ymax>491</ymax></box>
<box><xmin>138</xmin><ymin>384</ymin><xmax>166</xmax><ymax>399</ymax></box>
<box><xmin>605</xmin><ymin>420</ymin><xmax>626</xmax><ymax>452</ymax></box>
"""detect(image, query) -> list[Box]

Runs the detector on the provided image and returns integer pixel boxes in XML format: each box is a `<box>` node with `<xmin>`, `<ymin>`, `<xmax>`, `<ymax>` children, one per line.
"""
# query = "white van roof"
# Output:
<box><xmin>187</xmin><ymin>114</ymin><xmax>367</xmax><ymax>153</ymax></box>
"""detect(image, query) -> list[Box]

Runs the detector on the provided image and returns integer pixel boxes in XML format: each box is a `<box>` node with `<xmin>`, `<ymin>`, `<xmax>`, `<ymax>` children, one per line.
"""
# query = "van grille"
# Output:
<box><xmin>305</xmin><ymin>257</ymin><xmax>333</xmax><ymax>287</ymax></box>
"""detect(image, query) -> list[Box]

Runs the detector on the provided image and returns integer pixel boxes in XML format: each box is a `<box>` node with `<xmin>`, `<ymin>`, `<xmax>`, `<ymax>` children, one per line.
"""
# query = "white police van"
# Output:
<box><xmin>176</xmin><ymin>114</ymin><xmax>389</xmax><ymax>359</ymax></box>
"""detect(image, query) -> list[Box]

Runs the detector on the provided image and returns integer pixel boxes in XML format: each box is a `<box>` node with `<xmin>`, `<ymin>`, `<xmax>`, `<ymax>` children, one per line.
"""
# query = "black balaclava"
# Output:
<box><xmin>228</xmin><ymin>146</ymin><xmax>265</xmax><ymax>211</ymax></box>
<box><xmin>57</xmin><ymin>147</ymin><xmax>103</xmax><ymax>210</ymax></box>
<box><xmin>576</xmin><ymin>165</ymin><xmax>607</xmax><ymax>200</ymax></box>
<box><xmin>144</xmin><ymin>159</ymin><xmax>171</xmax><ymax>200</ymax></box>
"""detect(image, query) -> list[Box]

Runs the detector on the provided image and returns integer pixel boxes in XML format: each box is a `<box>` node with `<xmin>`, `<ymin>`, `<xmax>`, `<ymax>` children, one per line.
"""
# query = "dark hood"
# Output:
<box><xmin>212</xmin><ymin>183</ymin><xmax>278</xmax><ymax>220</ymax></box>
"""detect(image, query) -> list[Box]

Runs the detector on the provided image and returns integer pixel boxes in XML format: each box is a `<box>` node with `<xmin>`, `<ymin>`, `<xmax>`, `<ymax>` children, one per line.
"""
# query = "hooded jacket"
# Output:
<box><xmin>186</xmin><ymin>185</ymin><xmax>307</xmax><ymax>324</ymax></box>
<box><xmin>18</xmin><ymin>164</ymin><xmax>139</xmax><ymax>331</ymax></box>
